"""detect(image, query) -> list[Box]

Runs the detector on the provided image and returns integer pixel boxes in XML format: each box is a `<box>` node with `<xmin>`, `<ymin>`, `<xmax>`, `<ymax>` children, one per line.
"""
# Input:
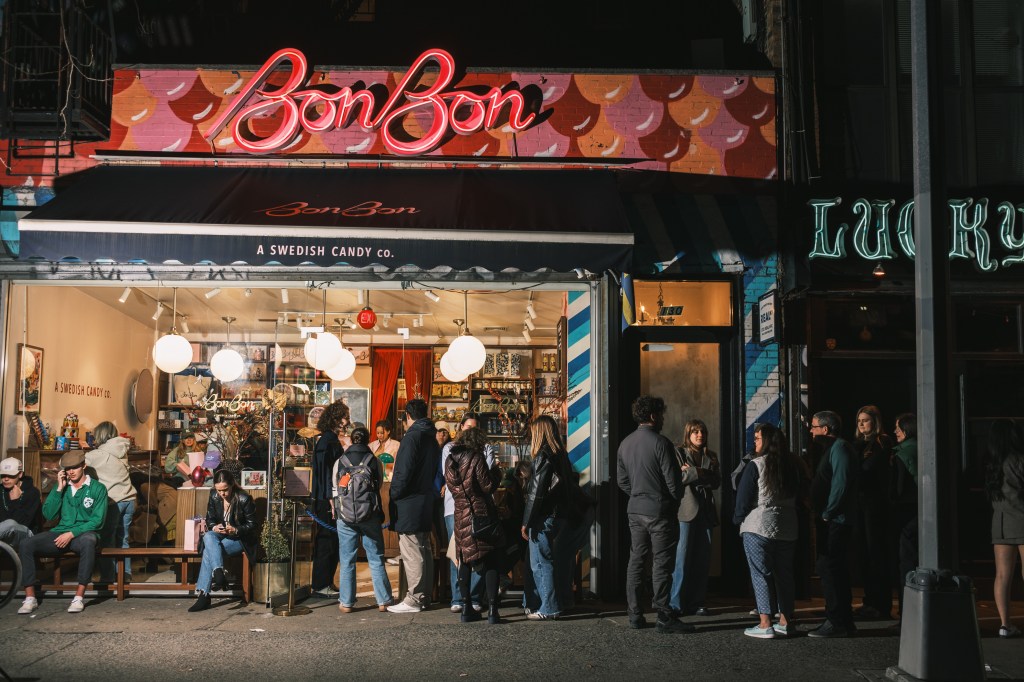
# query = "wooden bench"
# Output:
<box><xmin>40</xmin><ymin>547</ymin><xmax>251</xmax><ymax>603</ymax></box>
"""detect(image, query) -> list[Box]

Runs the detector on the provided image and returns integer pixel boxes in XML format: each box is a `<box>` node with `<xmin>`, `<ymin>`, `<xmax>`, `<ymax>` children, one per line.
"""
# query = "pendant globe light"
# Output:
<box><xmin>325</xmin><ymin>339</ymin><xmax>357</xmax><ymax>381</ymax></box>
<box><xmin>304</xmin><ymin>285</ymin><xmax>343</xmax><ymax>371</ymax></box>
<box><xmin>152</xmin><ymin>288</ymin><xmax>193</xmax><ymax>374</ymax></box>
<box><xmin>210</xmin><ymin>316</ymin><xmax>244</xmax><ymax>382</ymax></box>
<box><xmin>447</xmin><ymin>292</ymin><xmax>486</xmax><ymax>376</ymax></box>
<box><xmin>439</xmin><ymin>350</ymin><xmax>468</xmax><ymax>382</ymax></box>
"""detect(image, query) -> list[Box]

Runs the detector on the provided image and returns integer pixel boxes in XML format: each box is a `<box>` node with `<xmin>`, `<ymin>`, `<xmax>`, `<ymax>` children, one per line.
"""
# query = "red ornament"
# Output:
<box><xmin>190</xmin><ymin>466</ymin><xmax>207</xmax><ymax>487</ymax></box>
<box><xmin>357</xmin><ymin>307</ymin><xmax>377</xmax><ymax>329</ymax></box>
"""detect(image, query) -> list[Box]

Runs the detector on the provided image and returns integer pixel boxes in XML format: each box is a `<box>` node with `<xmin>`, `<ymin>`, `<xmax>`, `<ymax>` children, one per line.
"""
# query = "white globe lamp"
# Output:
<box><xmin>448</xmin><ymin>333</ymin><xmax>486</xmax><ymax>376</ymax></box>
<box><xmin>304</xmin><ymin>332</ymin><xmax>343</xmax><ymax>371</ymax></box>
<box><xmin>153</xmin><ymin>333</ymin><xmax>192</xmax><ymax>374</ymax></box>
<box><xmin>210</xmin><ymin>347</ymin><xmax>244</xmax><ymax>382</ymax></box>
<box><xmin>325</xmin><ymin>347</ymin><xmax>357</xmax><ymax>381</ymax></box>
<box><xmin>440</xmin><ymin>351</ymin><xmax>468</xmax><ymax>382</ymax></box>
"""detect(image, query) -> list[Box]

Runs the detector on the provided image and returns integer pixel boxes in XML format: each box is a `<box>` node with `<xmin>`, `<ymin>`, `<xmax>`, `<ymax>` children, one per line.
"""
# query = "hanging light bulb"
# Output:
<box><xmin>210</xmin><ymin>316</ymin><xmax>244</xmax><ymax>382</ymax></box>
<box><xmin>447</xmin><ymin>292</ymin><xmax>486</xmax><ymax>376</ymax></box>
<box><xmin>304</xmin><ymin>285</ymin><xmax>343</xmax><ymax>370</ymax></box>
<box><xmin>440</xmin><ymin>351</ymin><xmax>468</xmax><ymax>382</ymax></box>
<box><xmin>152</xmin><ymin>289</ymin><xmax>193</xmax><ymax>374</ymax></box>
<box><xmin>325</xmin><ymin>346</ymin><xmax>357</xmax><ymax>381</ymax></box>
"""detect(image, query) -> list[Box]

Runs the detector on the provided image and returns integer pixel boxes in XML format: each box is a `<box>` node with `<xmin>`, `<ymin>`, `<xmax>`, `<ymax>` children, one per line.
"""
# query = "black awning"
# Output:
<box><xmin>18</xmin><ymin>166</ymin><xmax>632</xmax><ymax>272</ymax></box>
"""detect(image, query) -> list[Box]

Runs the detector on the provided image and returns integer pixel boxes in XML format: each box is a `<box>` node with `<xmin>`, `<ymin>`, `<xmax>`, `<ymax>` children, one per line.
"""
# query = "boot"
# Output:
<box><xmin>488</xmin><ymin>604</ymin><xmax>501</xmax><ymax>625</ymax></box>
<box><xmin>188</xmin><ymin>593</ymin><xmax>211</xmax><ymax>612</ymax></box>
<box><xmin>461</xmin><ymin>602</ymin><xmax>482</xmax><ymax>623</ymax></box>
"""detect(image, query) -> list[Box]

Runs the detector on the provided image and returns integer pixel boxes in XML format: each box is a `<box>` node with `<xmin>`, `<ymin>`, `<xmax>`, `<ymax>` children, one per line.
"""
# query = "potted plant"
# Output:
<box><xmin>253</xmin><ymin>502</ymin><xmax>292</xmax><ymax>604</ymax></box>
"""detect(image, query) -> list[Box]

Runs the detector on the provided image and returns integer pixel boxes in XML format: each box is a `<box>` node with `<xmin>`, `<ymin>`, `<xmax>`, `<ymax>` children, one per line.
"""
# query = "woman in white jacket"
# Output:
<box><xmin>86</xmin><ymin>421</ymin><xmax>136</xmax><ymax>583</ymax></box>
<box><xmin>733</xmin><ymin>423</ymin><xmax>806</xmax><ymax>639</ymax></box>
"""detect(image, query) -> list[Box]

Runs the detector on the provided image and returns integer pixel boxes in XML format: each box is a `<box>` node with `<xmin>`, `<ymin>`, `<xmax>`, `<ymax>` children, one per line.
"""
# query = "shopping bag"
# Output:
<box><xmin>182</xmin><ymin>516</ymin><xmax>206</xmax><ymax>551</ymax></box>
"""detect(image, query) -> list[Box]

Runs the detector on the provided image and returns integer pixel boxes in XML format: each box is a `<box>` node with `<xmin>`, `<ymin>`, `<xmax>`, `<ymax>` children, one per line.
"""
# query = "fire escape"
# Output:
<box><xmin>0</xmin><ymin>0</ymin><xmax>113</xmax><ymax>176</ymax></box>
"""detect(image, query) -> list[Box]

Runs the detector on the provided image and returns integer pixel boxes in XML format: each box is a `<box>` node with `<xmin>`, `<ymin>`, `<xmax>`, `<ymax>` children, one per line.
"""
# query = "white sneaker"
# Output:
<box><xmin>386</xmin><ymin>601</ymin><xmax>422</xmax><ymax>613</ymax></box>
<box><xmin>18</xmin><ymin>597</ymin><xmax>38</xmax><ymax>614</ymax></box>
<box><xmin>68</xmin><ymin>597</ymin><xmax>85</xmax><ymax>613</ymax></box>
<box><xmin>450</xmin><ymin>604</ymin><xmax>463</xmax><ymax>612</ymax></box>
<box><xmin>386</xmin><ymin>557</ymin><xmax>400</xmax><ymax>566</ymax></box>
<box><xmin>472</xmin><ymin>603</ymin><xmax>483</xmax><ymax>612</ymax></box>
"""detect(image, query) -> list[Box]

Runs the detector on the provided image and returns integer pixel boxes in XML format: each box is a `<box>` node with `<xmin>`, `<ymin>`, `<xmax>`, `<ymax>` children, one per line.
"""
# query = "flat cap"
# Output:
<box><xmin>59</xmin><ymin>450</ymin><xmax>86</xmax><ymax>469</ymax></box>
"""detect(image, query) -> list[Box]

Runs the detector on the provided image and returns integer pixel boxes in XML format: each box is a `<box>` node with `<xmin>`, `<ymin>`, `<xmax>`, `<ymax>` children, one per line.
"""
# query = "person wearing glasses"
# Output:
<box><xmin>17</xmin><ymin>450</ymin><xmax>108</xmax><ymax>614</ymax></box>
<box><xmin>807</xmin><ymin>411</ymin><xmax>859</xmax><ymax>638</ymax></box>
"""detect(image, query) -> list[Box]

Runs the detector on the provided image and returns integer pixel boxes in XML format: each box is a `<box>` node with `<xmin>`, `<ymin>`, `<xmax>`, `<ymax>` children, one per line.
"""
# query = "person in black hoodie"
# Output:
<box><xmin>310</xmin><ymin>399</ymin><xmax>350</xmax><ymax>598</ymax></box>
<box><xmin>807</xmin><ymin>410</ymin><xmax>860</xmax><ymax>638</ymax></box>
<box><xmin>0</xmin><ymin>457</ymin><xmax>41</xmax><ymax>549</ymax></box>
<box><xmin>386</xmin><ymin>398</ymin><xmax>442</xmax><ymax>613</ymax></box>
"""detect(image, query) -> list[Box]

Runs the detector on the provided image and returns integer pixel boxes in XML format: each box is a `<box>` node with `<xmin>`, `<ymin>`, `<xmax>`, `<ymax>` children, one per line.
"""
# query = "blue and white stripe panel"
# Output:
<box><xmin>742</xmin><ymin>254</ymin><xmax>781</xmax><ymax>449</ymax></box>
<box><xmin>566</xmin><ymin>290</ymin><xmax>591</xmax><ymax>482</ymax></box>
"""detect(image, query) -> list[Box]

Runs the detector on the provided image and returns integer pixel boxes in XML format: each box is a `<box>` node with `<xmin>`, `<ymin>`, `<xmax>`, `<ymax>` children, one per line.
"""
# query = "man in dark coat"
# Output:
<box><xmin>616</xmin><ymin>395</ymin><xmax>691</xmax><ymax>634</ymax></box>
<box><xmin>386</xmin><ymin>398</ymin><xmax>442</xmax><ymax>613</ymax></box>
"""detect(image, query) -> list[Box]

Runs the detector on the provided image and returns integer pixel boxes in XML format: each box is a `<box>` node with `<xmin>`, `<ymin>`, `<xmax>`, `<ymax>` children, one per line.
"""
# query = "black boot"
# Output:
<box><xmin>212</xmin><ymin>567</ymin><xmax>227</xmax><ymax>591</ymax></box>
<box><xmin>488</xmin><ymin>604</ymin><xmax>501</xmax><ymax>624</ymax></box>
<box><xmin>188</xmin><ymin>593</ymin><xmax>211</xmax><ymax>612</ymax></box>
<box><xmin>461</xmin><ymin>602</ymin><xmax>482</xmax><ymax>622</ymax></box>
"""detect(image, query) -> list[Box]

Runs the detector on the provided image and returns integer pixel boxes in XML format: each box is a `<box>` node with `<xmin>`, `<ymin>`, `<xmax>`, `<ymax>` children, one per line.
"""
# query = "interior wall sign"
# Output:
<box><xmin>807</xmin><ymin>196</ymin><xmax>1024</xmax><ymax>273</ymax></box>
<box><xmin>204</xmin><ymin>47</ymin><xmax>540</xmax><ymax>156</ymax></box>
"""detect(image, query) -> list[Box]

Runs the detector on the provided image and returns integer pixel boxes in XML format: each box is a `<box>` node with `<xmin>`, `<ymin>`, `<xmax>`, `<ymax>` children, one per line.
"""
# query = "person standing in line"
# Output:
<box><xmin>369</xmin><ymin>420</ymin><xmax>400</xmax><ymax>461</ymax></box>
<box><xmin>86</xmin><ymin>421</ymin><xmax>137</xmax><ymax>584</ymax></box>
<box><xmin>387</xmin><ymin>398</ymin><xmax>442</xmax><ymax>613</ymax></box>
<box><xmin>332</xmin><ymin>427</ymin><xmax>392</xmax><ymax>613</ymax></box>
<box><xmin>521</xmin><ymin>414</ymin><xmax>572</xmax><ymax>620</ymax></box>
<box><xmin>888</xmin><ymin>412</ymin><xmax>918</xmax><ymax>625</ymax></box>
<box><xmin>616</xmin><ymin>395</ymin><xmax>692</xmax><ymax>634</ymax></box>
<box><xmin>441</xmin><ymin>413</ymin><xmax>495</xmax><ymax>613</ymax></box>
<box><xmin>852</xmin><ymin>405</ymin><xmax>894</xmax><ymax>620</ymax></box>
<box><xmin>670</xmin><ymin>418</ymin><xmax>720</xmax><ymax>617</ymax></box>
<box><xmin>310</xmin><ymin>400</ymin><xmax>350</xmax><ymax>598</ymax></box>
<box><xmin>18</xmin><ymin>450</ymin><xmax>107</xmax><ymax>614</ymax></box>
<box><xmin>807</xmin><ymin>410</ymin><xmax>860</xmax><ymax>638</ymax></box>
<box><xmin>0</xmin><ymin>457</ymin><xmax>41</xmax><ymax>549</ymax></box>
<box><xmin>734</xmin><ymin>423</ymin><xmax>805</xmax><ymax>639</ymax></box>
<box><xmin>985</xmin><ymin>419</ymin><xmax>1024</xmax><ymax>639</ymax></box>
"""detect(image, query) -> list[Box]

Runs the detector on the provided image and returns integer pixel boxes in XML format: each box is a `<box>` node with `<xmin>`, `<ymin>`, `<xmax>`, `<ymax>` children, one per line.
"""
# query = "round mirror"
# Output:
<box><xmin>132</xmin><ymin>368</ymin><xmax>154</xmax><ymax>422</ymax></box>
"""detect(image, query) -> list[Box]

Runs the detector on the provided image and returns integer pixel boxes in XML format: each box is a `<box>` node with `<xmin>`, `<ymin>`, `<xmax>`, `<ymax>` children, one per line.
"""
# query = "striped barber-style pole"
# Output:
<box><xmin>743</xmin><ymin>253</ymin><xmax>781</xmax><ymax>447</ymax></box>
<box><xmin>565</xmin><ymin>290</ymin><xmax>592</xmax><ymax>483</ymax></box>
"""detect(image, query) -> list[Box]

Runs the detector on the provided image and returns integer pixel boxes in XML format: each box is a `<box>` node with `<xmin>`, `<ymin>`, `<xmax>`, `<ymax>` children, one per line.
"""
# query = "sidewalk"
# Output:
<box><xmin>1</xmin><ymin>590</ymin><xmax>1021</xmax><ymax>681</ymax></box>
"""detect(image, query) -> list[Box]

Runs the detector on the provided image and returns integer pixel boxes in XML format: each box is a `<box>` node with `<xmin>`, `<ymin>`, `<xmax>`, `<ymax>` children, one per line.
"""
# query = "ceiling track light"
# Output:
<box><xmin>118</xmin><ymin>286</ymin><xmax>132</xmax><ymax>304</ymax></box>
<box><xmin>526</xmin><ymin>300</ymin><xmax>537</xmax><ymax>320</ymax></box>
<box><xmin>522</xmin><ymin>324</ymin><xmax>532</xmax><ymax>343</ymax></box>
<box><xmin>524</xmin><ymin>317</ymin><xmax>536</xmax><ymax>331</ymax></box>
<box><xmin>357</xmin><ymin>289</ymin><xmax>364</xmax><ymax>305</ymax></box>
<box><xmin>204</xmin><ymin>288</ymin><xmax>222</xmax><ymax>299</ymax></box>
<box><xmin>424</xmin><ymin>290</ymin><xmax>440</xmax><ymax>303</ymax></box>
<box><xmin>180</xmin><ymin>316</ymin><xmax>190</xmax><ymax>334</ymax></box>
<box><xmin>281</xmin><ymin>288</ymin><xmax>289</xmax><ymax>304</ymax></box>
<box><xmin>152</xmin><ymin>302</ymin><xmax>164</xmax><ymax>321</ymax></box>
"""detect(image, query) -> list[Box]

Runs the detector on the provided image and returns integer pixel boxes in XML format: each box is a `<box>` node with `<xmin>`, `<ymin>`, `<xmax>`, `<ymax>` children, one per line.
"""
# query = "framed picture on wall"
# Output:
<box><xmin>332</xmin><ymin>387</ymin><xmax>369</xmax><ymax>427</ymax></box>
<box><xmin>15</xmin><ymin>344</ymin><xmax>43</xmax><ymax>414</ymax></box>
<box><xmin>240</xmin><ymin>470</ymin><xmax>265</xmax><ymax>488</ymax></box>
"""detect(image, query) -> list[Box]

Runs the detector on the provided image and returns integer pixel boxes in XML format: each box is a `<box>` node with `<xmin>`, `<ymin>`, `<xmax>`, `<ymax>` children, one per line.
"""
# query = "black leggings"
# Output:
<box><xmin>459</xmin><ymin>553</ymin><xmax>500</xmax><ymax>608</ymax></box>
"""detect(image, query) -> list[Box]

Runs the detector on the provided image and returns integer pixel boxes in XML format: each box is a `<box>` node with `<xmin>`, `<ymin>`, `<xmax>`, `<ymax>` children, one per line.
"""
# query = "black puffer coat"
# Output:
<box><xmin>445</xmin><ymin>442</ymin><xmax>502</xmax><ymax>565</ymax></box>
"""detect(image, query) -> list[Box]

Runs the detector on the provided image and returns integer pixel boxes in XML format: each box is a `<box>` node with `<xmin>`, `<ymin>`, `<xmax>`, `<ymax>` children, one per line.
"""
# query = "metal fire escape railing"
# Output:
<box><xmin>1</xmin><ymin>0</ymin><xmax>113</xmax><ymax>176</ymax></box>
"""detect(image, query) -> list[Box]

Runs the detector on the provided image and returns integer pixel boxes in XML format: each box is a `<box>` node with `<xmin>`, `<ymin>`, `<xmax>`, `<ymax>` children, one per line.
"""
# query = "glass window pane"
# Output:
<box><xmin>633</xmin><ymin>281</ymin><xmax>732</xmax><ymax>327</ymax></box>
<box><xmin>954</xmin><ymin>302</ymin><xmax>1021</xmax><ymax>353</ymax></box>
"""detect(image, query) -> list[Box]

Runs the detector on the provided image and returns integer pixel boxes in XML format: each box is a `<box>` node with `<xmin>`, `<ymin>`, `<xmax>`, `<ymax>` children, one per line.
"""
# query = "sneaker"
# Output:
<box><xmin>629</xmin><ymin>616</ymin><xmax>648</xmax><ymax>630</ymax></box>
<box><xmin>312</xmin><ymin>587</ymin><xmax>340</xmax><ymax>598</ymax></box>
<box><xmin>526</xmin><ymin>612</ymin><xmax>558</xmax><ymax>620</ymax></box>
<box><xmin>338</xmin><ymin>604</ymin><xmax>353</xmax><ymax>613</ymax></box>
<box><xmin>67</xmin><ymin>597</ymin><xmax>85</xmax><ymax>614</ymax></box>
<box><xmin>748</xmin><ymin>608</ymin><xmax>759</xmax><ymax>616</ymax></box>
<box><xmin>450</xmin><ymin>604</ymin><xmax>463</xmax><ymax>613</ymax></box>
<box><xmin>523</xmin><ymin>608</ymin><xmax>532</xmax><ymax>616</ymax></box>
<box><xmin>386</xmin><ymin>601</ymin><xmax>422</xmax><ymax>614</ymax></box>
<box><xmin>656</xmin><ymin>617</ymin><xmax>695</xmax><ymax>634</ymax></box>
<box><xmin>17</xmin><ymin>597</ymin><xmax>38</xmax><ymax>614</ymax></box>
<box><xmin>999</xmin><ymin>625</ymin><xmax>1022</xmax><ymax>638</ymax></box>
<box><xmin>772</xmin><ymin>623</ymin><xmax>790</xmax><ymax>637</ymax></box>
<box><xmin>471</xmin><ymin>603</ymin><xmax>483</xmax><ymax>612</ymax></box>
<box><xmin>386</xmin><ymin>557</ymin><xmax>400</xmax><ymax>566</ymax></box>
<box><xmin>744</xmin><ymin>624</ymin><xmax>776</xmax><ymax>639</ymax></box>
<box><xmin>694</xmin><ymin>607</ymin><xmax>711</xmax><ymax>617</ymax></box>
<box><xmin>807</xmin><ymin>620</ymin><xmax>852</xmax><ymax>638</ymax></box>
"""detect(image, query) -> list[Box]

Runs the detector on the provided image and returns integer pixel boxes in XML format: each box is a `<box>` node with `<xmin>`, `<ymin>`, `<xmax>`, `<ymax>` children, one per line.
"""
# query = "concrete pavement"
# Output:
<box><xmin>1</xmin><ymin>592</ymin><xmax>1022</xmax><ymax>681</ymax></box>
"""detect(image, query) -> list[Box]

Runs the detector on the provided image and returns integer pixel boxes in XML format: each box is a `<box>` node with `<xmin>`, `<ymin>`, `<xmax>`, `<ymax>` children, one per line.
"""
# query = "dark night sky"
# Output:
<box><xmin>109</xmin><ymin>0</ymin><xmax>768</xmax><ymax>70</ymax></box>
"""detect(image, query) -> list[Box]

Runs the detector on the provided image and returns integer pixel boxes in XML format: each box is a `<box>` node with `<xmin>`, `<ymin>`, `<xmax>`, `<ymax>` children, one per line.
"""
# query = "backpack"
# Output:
<box><xmin>336</xmin><ymin>451</ymin><xmax>380</xmax><ymax>524</ymax></box>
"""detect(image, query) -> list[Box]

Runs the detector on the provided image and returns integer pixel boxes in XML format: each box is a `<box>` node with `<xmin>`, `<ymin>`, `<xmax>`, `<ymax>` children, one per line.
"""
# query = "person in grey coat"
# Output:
<box><xmin>616</xmin><ymin>395</ymin><xmax>691</xmax><ymax>634</ymax></box>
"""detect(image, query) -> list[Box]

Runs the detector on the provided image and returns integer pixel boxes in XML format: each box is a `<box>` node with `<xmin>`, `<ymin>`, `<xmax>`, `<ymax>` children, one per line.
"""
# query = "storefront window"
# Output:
<box><xmin>954</xmin><ymin>302</ymin><xmax>1022</xmax><ymax>353</ymax></box>
<box><xmin>813</xmin><ymin>298</ymin><xmax>917</xmax><ymax>352</ymax></box>
<box><xmin>633</xmin><ymin>281</ymin><xmax>731</xmax><ymax>327</ymax></box>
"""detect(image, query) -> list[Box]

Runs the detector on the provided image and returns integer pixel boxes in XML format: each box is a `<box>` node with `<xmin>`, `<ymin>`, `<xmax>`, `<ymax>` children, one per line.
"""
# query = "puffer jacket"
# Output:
<box><xmin>445</xmin><ymin>442</ymin><xmax>502</xmax><ymax>564</ymax></box>
<box><xmin>204</xmin><ymin>488</ymin><xmax>259</xmax><ymax>559</ymax></box>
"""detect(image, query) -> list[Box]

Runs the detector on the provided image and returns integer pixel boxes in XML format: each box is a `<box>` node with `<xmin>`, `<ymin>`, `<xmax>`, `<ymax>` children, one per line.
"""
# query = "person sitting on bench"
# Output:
<box><xmin>18</xmin><ymin>450</ymin><xmax>108</xmax><ymax>614</ymax></box>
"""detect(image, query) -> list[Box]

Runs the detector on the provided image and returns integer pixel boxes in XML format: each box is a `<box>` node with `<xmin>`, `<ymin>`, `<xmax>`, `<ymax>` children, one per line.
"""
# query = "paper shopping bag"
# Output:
<box><xmin>182</xmin><ymin>516</ymin><xmax>206</xmax><ymax>551</ymax></box>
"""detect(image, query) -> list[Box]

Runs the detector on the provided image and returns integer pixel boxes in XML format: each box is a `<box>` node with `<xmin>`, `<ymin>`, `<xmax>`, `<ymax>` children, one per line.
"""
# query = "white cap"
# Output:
<box><xmin>0</xmin><ymin>457</ymin><xmax>23</xmax><ymax>476</ymax></box>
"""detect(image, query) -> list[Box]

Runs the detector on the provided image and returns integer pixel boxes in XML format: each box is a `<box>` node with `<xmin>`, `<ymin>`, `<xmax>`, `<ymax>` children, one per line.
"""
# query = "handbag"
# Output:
<box><xmin>471</xmin><ymin>514</ymin><xmax>503</xmax><ymax>542</ymax></box>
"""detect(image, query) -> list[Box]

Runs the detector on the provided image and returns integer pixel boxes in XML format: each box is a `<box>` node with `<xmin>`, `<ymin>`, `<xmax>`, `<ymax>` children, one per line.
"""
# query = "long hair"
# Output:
<box><xmin>855</xmin><ymin>405</ymin><xmax>885</xmax><ymax>442</ymax></box>
<box><xmin>895</xmin><ymin>413</ymin><xmax>917</xmax><ymax>440</ymax></box>
<box><xmin>317</xmin><ymin>399</ymin><xmax>350</xmax><ymax>434</ymax></box>
<box><xmin>680</xmin><ymin>419</ymin><xmax>708</xmax><ymax>458</ymax></box>
<box><xmin>755</xmin><ymin>423</ymin><xmax>802</xmax><ymax>499</ymax></box>
<box><xmin>985</xmin><ymin>419</ymin><xmax>1023</xmax><ymax>502</ymax></box>
<box><xmin>93</xmin><ymin>421</ymin><xmax>119</xmax><ymax>447</ymax></box>
<box><xmin>530</xmin><ymin>415</ymin><xmax>566</xmax><ymax>459</ymax></box>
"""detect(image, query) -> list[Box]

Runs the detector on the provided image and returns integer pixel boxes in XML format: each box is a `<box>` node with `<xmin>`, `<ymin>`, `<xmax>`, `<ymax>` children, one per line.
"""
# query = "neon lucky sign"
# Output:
<box><xmin>808</xmin><ymin>196</ymin><xmax>1024</xmax><ymax>272</ymax></box>
<box><xmin>204</xmin><ymin>48</ymin><xmax>539</xmax><ymax>156</ymax></box>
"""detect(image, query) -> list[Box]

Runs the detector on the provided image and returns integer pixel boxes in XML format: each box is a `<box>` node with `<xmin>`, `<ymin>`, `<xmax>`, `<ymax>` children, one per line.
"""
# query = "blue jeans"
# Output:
<box><xmin>669</xmin><ymin>517</ymin><xmax>712</xmax><ymax>614</ymax></box>
<box><xmin>100</xmin><ymin>499</ymin><xmax>136</xmax><ymax>582</ymax></box>
<box><xmin>337</xmin><ymin>519</ymin><xmax>393</xmax><ymax>608</ymax></box>
<box><xmin>197</xmin><ymin>532</ymin><xmax>244</xmax><ymax>594</ymax></box>
<box><xmin>528</xmin><ymin>516</ymin><xmax>565</xmax><ymax>616</ymax></box>
<box><xmin>444</xmin><ymin>514</ymin><xmax>483</xmax><ymax>606</ymax></box>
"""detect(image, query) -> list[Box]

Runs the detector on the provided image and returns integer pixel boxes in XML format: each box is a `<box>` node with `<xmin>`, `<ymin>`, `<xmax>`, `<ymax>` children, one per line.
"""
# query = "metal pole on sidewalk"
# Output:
<box><xmin>888</xmin><ymin>3</ymin><xmax>983</xmax><ymax>680</ymax></box>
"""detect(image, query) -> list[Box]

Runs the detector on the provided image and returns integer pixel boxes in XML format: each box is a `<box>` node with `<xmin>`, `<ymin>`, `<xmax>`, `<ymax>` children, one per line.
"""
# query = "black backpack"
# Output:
<box><xmin>336</xmin><ymin>451</ymin><xmax>380</xmax><ymax>524</ymax></box>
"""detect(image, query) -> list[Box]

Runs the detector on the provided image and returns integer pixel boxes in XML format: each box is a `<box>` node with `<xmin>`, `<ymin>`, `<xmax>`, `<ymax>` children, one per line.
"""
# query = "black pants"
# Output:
<box><xmin>894</xmin><ymin>514</ymin><xmax>918</xmax><ymax>618</ymax></box>
<box><xmin>625</xmin><ymin>513</ymin><xmax>678</xmax><ymax>623</ymax></box>
<box><xmin>311</xmin><ymin>499</ymin><xmax>339</xmax><ymax>590</ymax></box>
<box><xmin>20</xmin><ymin>530</ymin><xmax>99</xmax><ymax>587</ymax></box>
<box><xmin>459</xmin><ymin>553</ymin><xmax>500</xmax><ymax>609</ymax></box>
<box><xmin>816</xmin><ymin>519</ymin><xmax>854</xmax><ymax>628</ymax></box>
<box><xmin>859</xmin><ymin>503</ymin><xmax>891</xmax><ymax>613</ymax></box>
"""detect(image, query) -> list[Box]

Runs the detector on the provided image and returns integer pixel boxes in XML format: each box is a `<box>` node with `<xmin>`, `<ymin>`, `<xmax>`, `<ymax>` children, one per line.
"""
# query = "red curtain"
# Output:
<box><xmin>370</xmin><ymin>348</ymin><xmax>434</xmax><ymax>428</ymax></box>
<box><xmin>371</xmin><ymin>348</ymin><xmax>403</xmax><ymax>428</ymax></box>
